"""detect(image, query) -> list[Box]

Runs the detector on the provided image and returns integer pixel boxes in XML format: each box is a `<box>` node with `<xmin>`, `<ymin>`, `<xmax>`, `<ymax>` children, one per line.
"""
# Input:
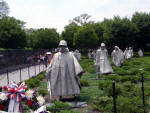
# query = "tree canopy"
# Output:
<box><xmin>132</xmin><ymin>12</ymin><xmax>150</xmax><ymax>50</ymax></box>
<box><xmin>27</xmin><ymin>28</ymin><xmax>60</xmax><ymax>49</ymax></box>
<box><xmin>0</xmin><ymin>17</ymin><xmax>26</xmax><ymax>49</ymax></box>
<box><xmin>1</xmin><ymin>10</ymin><xmax>150</xmax><ymax>51</ymax></box>
<box><xmin>74</xmin><ymin>24</ymin><xmax>99</xmax><ymax>49</ymax></box>
<box><xmin>61</xmin><ymin>25</ymin><xmax>80</xmax><ymax>49</ymax></box>
<box><xmin>0</xmin><ymin>0</ymin><xmax>9</xmax><ymax>18</ymax></box>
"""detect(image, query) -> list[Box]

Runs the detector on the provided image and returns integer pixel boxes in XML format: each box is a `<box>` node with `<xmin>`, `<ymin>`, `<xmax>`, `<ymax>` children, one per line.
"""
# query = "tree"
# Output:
<box><xmin>25</xmin><ymin>28</ymin><xmax>37</xmax><ymax>48</ymax></box>
<box><xmin>74</xmin><ymin>24</ymin><xmax>99</xmax><ymax>49</ymax></box>
<box><xmin>92</xmin><ymin>22</ymin><xmax>104</xmax><ymax>44</ymax></box>
<box><xmin>0</xmin><ymin>17</ymin><xmax>27</xmax><ymax>49</ymax></box>
<box><xmin>61</xmin><ymin>25</ymin><xmax>80</xmax><ymax>49</ymax></box>
<box><xmin>101</xmin><ymin>16</ymin><xmax>139</xmax><ymax>51</ymax></box>
<box><xmin>0</xmin><ymin>0</ymin><xmax>9</xmax><ymax>19</ymax></box>
<box><xmin>29</xmin><ymin>28</ymin><xmax>60</xmax><ymax>49</ymax></box>
<box><xmin>132</xmin><ymin>12</ymin><xmax>150</xmax><ymax>50</ymax></box>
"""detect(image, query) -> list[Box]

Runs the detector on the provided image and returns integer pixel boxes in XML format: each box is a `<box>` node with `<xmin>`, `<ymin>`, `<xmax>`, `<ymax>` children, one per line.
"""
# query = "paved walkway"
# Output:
<box><xmin>0</xmin><ymin>64</ymin><xmax>46</xmax><ymax>86</ymax></box>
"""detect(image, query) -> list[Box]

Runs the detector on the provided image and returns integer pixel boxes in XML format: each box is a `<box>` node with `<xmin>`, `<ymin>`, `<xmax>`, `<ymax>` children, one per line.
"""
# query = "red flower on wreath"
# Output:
<box><xmin>3</xmin><ymin>85</ymin><xmax>8</xmax><ymax>90</ymax></box>
<box><xmin>27</xmin><ymin>100</ymin><xmax>33</xmax><ymax>107</ymax></box>
<box><xmin>0</xmin><ymin>105</ymin><xmax>4</xmax><ymax>110</ymax></box>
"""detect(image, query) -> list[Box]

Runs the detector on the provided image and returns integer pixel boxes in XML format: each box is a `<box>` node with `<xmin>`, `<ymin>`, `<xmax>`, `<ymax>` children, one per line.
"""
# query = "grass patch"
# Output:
<box><xmin>79</xmin><ymin>59</ymin><xmax>95</xmax><ymax>73</ymax></box>
<box><xmin>76</xmin><ymin>87</ymin><xmax>103</xmax><ymax>102</ymax></box>
<box><xmin>25</xmin><ymin>71</ymin><xmax>45</xmax><ymax>89</ymax></box>
<box><xmin>22</xmin><ymin>56</ymin><xmax>150</xmax><ymax>113</ymax></box>
<box><xmin>46</xmin><ymin>100</ymin><xmax>72</xmax><ymax>113</ymax></box>
<box><xmin>77</xmin><ymin>57</ymin><xmax>150</xmax><ymax>113</ymax></box>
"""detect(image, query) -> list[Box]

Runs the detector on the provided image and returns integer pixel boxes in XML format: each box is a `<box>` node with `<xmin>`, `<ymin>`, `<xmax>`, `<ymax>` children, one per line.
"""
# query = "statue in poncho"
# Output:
<box><xmin>74</xmin><ymin>49</ymin><xmax>81</xmax><ymax>61</ymax></box>
<box><xmin>124</xmin><ymin>48</ymin><xmax>128</xmax><ymax>59</ymax></box>
<box><xmin>88</xmin><ymin>52</ymin><xmax>92</xmax><ymax>59</ymax></box>
<box><xmin>111</xmin><ymin>46</ymin><xmax>124</xmax><ymax>67</ymax></box>
<box><xmin>92</xmin><ymin>50</ymin><xmax>96</xmax><ymax>60</ymax></box>
<box><xmin>125</xmin><ymin>47</ymin><xmax>134</xmax><ymax>59</ymax></box>
<box><xmin>95</xmin><ymin>43</ymin><xmax>114</xmax><ymax>74</ymax></box>
<box><xmin>138</xmin><ymin>49</ymin><xmax>143</xmax><ymax>57</ymax></box>
<box><xmin>46</xmin><ymin>40</ymin><xmax>83</xmax><ymax>98</ymax></box>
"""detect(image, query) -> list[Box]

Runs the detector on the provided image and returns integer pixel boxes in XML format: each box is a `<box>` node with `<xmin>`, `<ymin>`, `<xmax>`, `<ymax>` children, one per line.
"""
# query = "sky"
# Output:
<box><xmin>6</xmin><ymin>0</ymin><xmax>150</xmax><ymax>33</ymax></box>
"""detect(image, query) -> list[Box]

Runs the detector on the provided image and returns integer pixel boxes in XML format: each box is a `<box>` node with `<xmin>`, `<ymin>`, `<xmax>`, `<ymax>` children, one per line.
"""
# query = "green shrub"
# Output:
<box><xmin>104</xmin><ymin>83</ymin><xmax>122</xmax><ymax>97</ymax></box>
<box><xmin>144</xmin><ymin>84</ymin><xmax>150</xmax><ymax>96</ymax></box>
<box><xmin>81</xmin><ymin>73</ymin><xmax>97</xmax><ymax>79</ymax></box>
<box><xmin>36</xmin><ymin>72</ymin><xmax>45</xmax><ymax>79</ymax></box>
<box><xmin>122</xmin><ymin>81</ymin><xmax>135</xmax><ymax>92</ymax></box>
<box><xmin>79</xmin><ymin>59</ymin><xmax>95</xmax><ymax>73</ymax></box>
<box><xmin>46</xmin><ymin>100</ymin><xmax>71</xmax><ymax>113</ymax></box>
<box><xmin>105</xmin><ymin>74</ymin><xmax>121</xmax><ymax>82</ymax></box>
<box><xmin>76</xmin><ymin>87</ymin><xmax>103</xmax><ymax>102</ymax></box>
<box><xmin>120</xmin><ymin>81</ymin><xmax>140</xmax><ymax>97</ymax></box>
<box><xmin>117</xmin><ymin>96</ymin><xmax>143</xmax><ymax>113</ymax></box>
<box><xmin>128</xmin><ymin>68</ymin><xmax>140</xmax><ymax>75</ymax></box>
<box><xmin>98</xmin><ymin>80</ymin><xmax>111</xmax><ymax>90</ymax></box>
<box><xmin>91</xmin><ymin>96</ymin><xmax>113</xmax><ymax>113</ymax></box>
<box><xmin>25</xmin><ymin>79</ymin><xmax>39</xmax><ymax>88</ymax></box>
<box><xmin>122</xmin><ymin>66</ymin><xmax>130</xmax><ymax>70</ymax></box>
<box><xmin>80</xmin><ymin>80</ymin><xmax>90</xmax><ymax>87</ymax></box>
<box><xmin>38</xmin><ymin>87</ymin><xmax>48</xmax><ymax>96</ymax></box>
<box><xmin>120</xmin><ymin>76</ymin><xmax>139</xmax><ymax>83</ymax></box>
<box><xmin>144</xmin><ymin>67</ymin><xmax>150</xmax><ymax>72</ymax></box>
<box><xmin>23</xmin><ymin>104</ymin><xmax>31</xmax><ymax>113</ymax></box>
<box><xmin>25</xmin><ymin>72</ymin><xmax>46</xmax><ymax>88</ymax></box>
<box><xmin>39</xmin><ymin>81</ymin><xmax>47</xmax><ymax>89</ymax></box>
<box><xmin>131</xmin><ymin>61</ymin><xmax>141</xmax><ymax>65</ymax></box>
<box><xmin>115</xmin><ymin>68</ymin><xmax>130</xmax><ymax>75</ymax></box>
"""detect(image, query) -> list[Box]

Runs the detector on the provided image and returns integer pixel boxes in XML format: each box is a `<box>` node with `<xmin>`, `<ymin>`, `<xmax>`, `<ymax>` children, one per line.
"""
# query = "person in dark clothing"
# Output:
<box><xmin>44</xmin><ymin>54</ymin><xmax>48</xmax><ymax>67</ymax></box>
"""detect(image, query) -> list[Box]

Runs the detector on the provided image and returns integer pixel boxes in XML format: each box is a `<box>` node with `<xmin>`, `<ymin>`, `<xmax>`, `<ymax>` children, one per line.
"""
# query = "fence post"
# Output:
<box><xmin>28</xmin><ymin>65</ymin><xmax>30</xmax><ymax>78</ymax></box>
<box><xmin>20</xmin><ymin>67</ymin><xmax>22</xmax><ymax>82</ymax></box>
<box><xmin>141</xmin><ymin>73</ymin><xmax>146</xmax><ymax>113</ymax></box>
<box><xmin>7</xmin><ymin>70</ymin><xmax>9</xmax><ymax>84</ymax></box>
<box><xmin>113</xmin><ymin>81</ymin><xmax>117</xmax><ymax>113</ymax></box>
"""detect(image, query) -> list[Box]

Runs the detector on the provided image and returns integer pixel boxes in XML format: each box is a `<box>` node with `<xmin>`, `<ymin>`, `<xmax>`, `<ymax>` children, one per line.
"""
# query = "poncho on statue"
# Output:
<box><xmin>95</xmin><ymin>43</ymin><xmax>114</xmax><ymax>74</ymax></box>
<box><xmin>138</xmin><ymin>49</ymin><xmax>143</xmax><ymax>57</ymax></box>
<box><xmin>126</xmin><ymin>47</ymin><xmax>134</xmax><ymax>59</ymax></box>
<box><xmin>124</xmin><ymin>48</ymin><xmax>128</xmax><ymax>59</ymax></box>
<box><xmin>73</xmin><ymin>49</ymin><xmax>81</xmax><ymax>61</ymax></box>
<box><xmin>111</xmin><ymin>46</ymin><xmax>124</xmax><ymax>67</ymax></box>
<box><xmin>46</xmin><ymin>40</ymin><xmax>83</xmax><ymax>97</ymax></box>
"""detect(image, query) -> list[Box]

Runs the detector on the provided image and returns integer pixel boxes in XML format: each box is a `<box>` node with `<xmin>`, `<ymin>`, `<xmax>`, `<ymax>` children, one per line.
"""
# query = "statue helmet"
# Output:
<box><xmin>115</xmin><ymin>46</ymin><xmax>119</xmax><ymax>49</ymax></box>
<box><xmin>59</xmin><ymin>40</ymin><xmax>67</xmax><ymax>46</ymax></box>
<box><xmin>101</xmin><ymin>43</ymin><xmax>105</xmax><ymax>47</ymax></box>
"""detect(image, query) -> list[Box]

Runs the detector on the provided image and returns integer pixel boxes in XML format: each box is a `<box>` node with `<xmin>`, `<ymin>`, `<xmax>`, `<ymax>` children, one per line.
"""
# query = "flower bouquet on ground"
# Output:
<box><xmin>0</xmin><ymin>82</ymin><xmax>47</xmax><ymax>113</ymax></box>
<box><xmin>0</xmin><ymin>81</ymin><xmax>27</xmax><ymax>113</ymax></box>
<box><xmin>26</xmin><ymin>89</ymin><xmax>46</xmax><ymax>111</ymax></box>
<box><xmin>0</xmin><ymin>92</ymin><xmax>9</xmax><ymax>111</ymax></box>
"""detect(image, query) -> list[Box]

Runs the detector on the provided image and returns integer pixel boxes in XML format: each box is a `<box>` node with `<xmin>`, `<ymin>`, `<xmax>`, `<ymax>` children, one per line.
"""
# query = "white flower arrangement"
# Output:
<box><xmin>26</xmin><ymin>89</ymin><xmax>34</xmax><ymax>99</ymax></box>
<box><xmin>0</xmin><ymin>92</ymin><xmax>8</xmax><ymax>101</ymax></box>
<box><xmin>36</xmin><ymin>95</ymin><xmax>45</xmax><ymax>106</ymax></box>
